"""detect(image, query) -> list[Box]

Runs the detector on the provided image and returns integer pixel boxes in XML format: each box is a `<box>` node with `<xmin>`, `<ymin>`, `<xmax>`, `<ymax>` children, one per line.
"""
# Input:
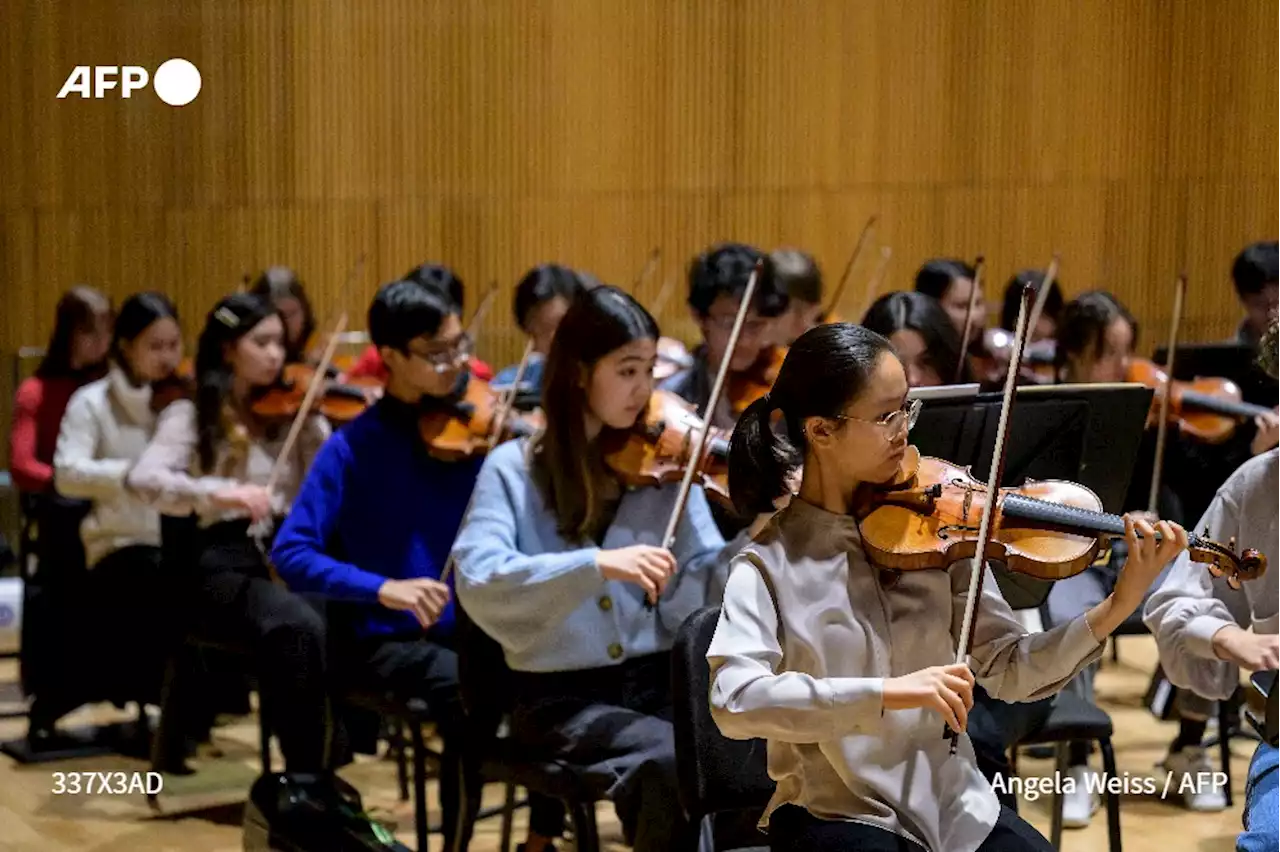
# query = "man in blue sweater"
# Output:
<box><xmin>272</xmin><ymin>277</ymin><xmax>482</xmax><ymax>851</ymax></box>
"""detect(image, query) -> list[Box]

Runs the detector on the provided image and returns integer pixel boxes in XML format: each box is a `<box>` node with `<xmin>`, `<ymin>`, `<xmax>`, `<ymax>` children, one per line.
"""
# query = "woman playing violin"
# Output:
<box><xmin>454</xmin><ymin>285</ymin><xmax>761</xmax><ymax>852</ymax></box>
<box><xmin>708</xmin><ymin>322</ymin><xmax>1188</xmax><ymax>852</ymax></box>
<box><xmin>251</xmin><ymin>266</ymin><xmax>317</xmax><ymax>366</ymax></box>
<box><xmin>862</xmin><ymin>291</ymin><xmax>968</xmax><ymax>388</ymax></box>
<box><xmin>52</xmin><ymin>293</ymin><xmax>183</xmax><ymax>712</ymax></box>
<box><xmin>128</xmin><ymin>293</ymin><xmax>332</xmax><ymax>776</ymax></box>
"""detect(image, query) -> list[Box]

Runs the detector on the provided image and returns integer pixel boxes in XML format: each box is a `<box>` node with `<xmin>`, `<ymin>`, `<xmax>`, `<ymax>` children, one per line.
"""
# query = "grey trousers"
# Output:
<box><xmin>1045</xmin><ymin>557</ymin><xmax>1215</xmax><ymax>717</ymax></box>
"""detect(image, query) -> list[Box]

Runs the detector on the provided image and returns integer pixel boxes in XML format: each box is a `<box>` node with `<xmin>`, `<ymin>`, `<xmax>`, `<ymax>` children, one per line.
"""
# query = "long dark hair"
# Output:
<box><xmin>194</xmin><ymin>293</ymin><xmax>280</xmax><ymax>472</ymax></box>
<box><xmin>36</xmin><ymin>286</ymin><xmax>113</xmax><ymax>378</ymax></box>
<box><xmin>861</xmin><ymin>291</ymin><xmax>966</xmax><ymax>384</ymax></box>
<box><xmin>729</xmin><ymin>323</ymin><xmax>893</xmax><ymax>515</ymax></box>
<box><xmin>534</xmin><ymin>286</ymin><xmax>659</xmax><ymax>541</ymax></box>
<box><xmin>251</xmin><ymin>266</ymin><xmax>313</xmax><ymax>363</ymax></box>
<box><xmin>914</xmin><ymin>258</ymin><xmax>975</xmax><ymax>301</ymax></box>
<box><xmin>1054</xmin><ymin>291</ymin><xmax>1136</xmax><ymax>376</ymax></box>
<box><xmin>111</xmin><ymin>292</ymin><xmax>178</xmax><ymax>381</ymax></box>
<box><xmin>1002</xmin><ymin>270</ymin><xmax>1064</xmax><ymax>332</ymax></box>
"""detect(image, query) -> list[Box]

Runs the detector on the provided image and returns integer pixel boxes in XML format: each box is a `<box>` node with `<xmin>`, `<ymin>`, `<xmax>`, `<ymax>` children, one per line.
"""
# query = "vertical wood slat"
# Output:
<box><xmin>0</xmin><ymin>0</ymin><xmax>1274</xmax><ymax>373</ymax></box>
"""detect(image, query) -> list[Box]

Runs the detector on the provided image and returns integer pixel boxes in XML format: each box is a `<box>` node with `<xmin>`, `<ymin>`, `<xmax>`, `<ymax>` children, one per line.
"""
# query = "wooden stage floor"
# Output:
<box><xmin>0</xmin><ymin>637</ymin><xmax>1255</xmax><ymax>851</ymax></box>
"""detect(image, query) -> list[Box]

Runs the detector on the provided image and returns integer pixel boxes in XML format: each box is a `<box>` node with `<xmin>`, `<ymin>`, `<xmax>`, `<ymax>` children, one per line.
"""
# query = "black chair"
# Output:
<box><xmin>1012</xmin><ymin>692</ymin><xmax>1122</xmax><ymax>852</ymax></box>
<box><xmin>1107</xmin><ymin>609</ymin><xmax>1148</xmax><ymax>664</ymax></box>
<box><xmin>672</xmin><ymin>606</ymin><xmax>774</xmax><ymax>851</ymax></box>
<box><xmin>334</xmin><ymin>686</ymin><xmax>440</xmax><ymax>852</ymax></box>
<box><xmin>455</xmin><ymin>603</ymin><xmax>603</xmax><ymax>852</ymax></box>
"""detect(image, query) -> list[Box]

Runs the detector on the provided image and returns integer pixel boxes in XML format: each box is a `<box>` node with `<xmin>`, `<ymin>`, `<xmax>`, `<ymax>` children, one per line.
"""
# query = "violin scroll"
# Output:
<box><xmin>1191</xmin><ymin>531</ymin><xmax>1267</xmax><ymax>589</ymax></box>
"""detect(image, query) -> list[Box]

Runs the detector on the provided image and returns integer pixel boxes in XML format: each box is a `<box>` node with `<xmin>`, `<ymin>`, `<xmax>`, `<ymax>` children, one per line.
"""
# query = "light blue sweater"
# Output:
<box><xmin>453</xmin><ymin>438</ymin><xmax>743</xmax><ymax>673</ymax></box>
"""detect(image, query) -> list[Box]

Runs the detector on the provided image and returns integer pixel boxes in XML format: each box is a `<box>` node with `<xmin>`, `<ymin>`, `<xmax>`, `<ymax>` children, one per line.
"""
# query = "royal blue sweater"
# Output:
<box><xmin>272</xmin><ymin>396</ymin><xmax>481</xmax><ymax>639</ymax></box>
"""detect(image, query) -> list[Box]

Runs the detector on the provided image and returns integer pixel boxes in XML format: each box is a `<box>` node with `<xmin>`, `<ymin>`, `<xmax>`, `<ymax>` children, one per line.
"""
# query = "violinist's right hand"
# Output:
<box><xmin>212</xmin><ymin>484</ymin><xmax>273</xmax><ymax>523</ymax></box>
<box><xmin>883</xmin><ymin>662</ymin><xmax>976</xmax><ymax>733</ymax></box>
<box><xmin>1211</xmin><ymin>625</ymin><xmax>1280</xmax><ymax>672</ymax></box>
<box><xmin>597</xmin><ymin>545</ymin><xmax>676</xmax><ymax>604</ymax></box>
<box><xmin>378</xmin><ymin>578</ymin><xmax>451</xmax><ymax>629</ymax></box>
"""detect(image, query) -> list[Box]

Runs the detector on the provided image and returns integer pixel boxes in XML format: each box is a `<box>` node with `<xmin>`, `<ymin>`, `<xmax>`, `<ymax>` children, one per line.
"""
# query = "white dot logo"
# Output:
<box><xmin>152</xmin><ymin>58</ymin><xmax>201</xmax><ymax>106</ymax></box>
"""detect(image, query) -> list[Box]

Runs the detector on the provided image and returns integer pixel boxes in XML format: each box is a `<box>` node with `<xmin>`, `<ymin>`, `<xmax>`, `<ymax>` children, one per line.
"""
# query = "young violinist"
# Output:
<box><xmin>490</xmin><ymin>263</ymin><xmax>588</xmax><ymax>401</ymax></box>
<box><xmin>1232</xmin><ymin>241</ymin><xmax>1278</xmax><ymax>347</ymax></box>
<box><xmin>345</xmin><ymin>264</ymin><xmax>495</xmax><ymax>384</ymax></box>
<box><xmin>708</xmin><ymin>321</ymin><xmax>1189</xmax><ymax>852</ymax></box>
<box><xmin>9</xmin><ymin>286</ymin><xmax>112</xmax><ymax>736</ymax></box>
<box><xmin>915</xmin><ymin>258</ymin><xmax>983</xmax><ymax>337</ymax></box>
<box><xmin>659</xmin><ymin>242</ymin><xmax>789</xmax><ymax>432</ymax></box>
<box><xmin>861</xmin><ymin>291</ymin><xmax>968</xmax><ymax>387</ymax></box>
<box><xmin>1145</xmin><ymin>319</ymin><xmax>1279</xmax><ymax>852</ymax></box>
<box><xmin>270</xmin><ymin>278</ymin><xmax>482</xmax><ymax>851</ymax></box>
<box><xmin>52</xmin><ymin>293</ymin><xmax>183</xmax><ymax>711</ymax></box>
<box><xmin>771</xmin><ymin>249</ymin><xmax>824</xmax><ymax>346</ymax></box>
<box><xmin>10</xmin><ymin>286</ymin><xmax>113</xmax><ymax>495</ymax></box>
<box><xmin>1000</xmin><ymin>271</ymin><xmax>1063</xmax><ymax>344</ymax></box>
<box><xmin>454</xmin><ymin>286</ymin><xmax>758</xmax><ymax>852</ymax></box>
<box><xmin>1049</xmin><ymin>290</ymin><xmax>1234</xmax><ymax>818</ymax></box>
<box><xmin>127</xmin><ymin>293</ymin><xmax>332</xmax><ymax>775</ymax></box>
<box><xmin>252</xmin><ymin>266</ymin><xmax>317</xmax><ymax>365</ymax></box>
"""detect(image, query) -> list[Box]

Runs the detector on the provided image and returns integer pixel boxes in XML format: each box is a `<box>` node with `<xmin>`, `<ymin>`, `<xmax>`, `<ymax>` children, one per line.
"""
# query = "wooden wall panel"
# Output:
<box><xmin>0</xmin><ymin>0</ymin><xmax>1275</xmax><ymax>386</ymax></box>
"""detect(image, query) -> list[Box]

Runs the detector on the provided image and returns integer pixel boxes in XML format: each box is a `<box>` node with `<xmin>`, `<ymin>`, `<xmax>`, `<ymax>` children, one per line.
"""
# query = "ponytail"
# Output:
<box><xmin>728</xmin><ymin>393</ymin><xmax>799</xmax><ymax>516</ymax></box>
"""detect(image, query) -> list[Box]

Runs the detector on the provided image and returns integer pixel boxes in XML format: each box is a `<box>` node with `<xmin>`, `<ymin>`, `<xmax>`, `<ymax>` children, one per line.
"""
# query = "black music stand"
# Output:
<box><xmin>909</xmin><ymin>383</ymin><xmax>1153</xmax><ymax>609</ymax></box>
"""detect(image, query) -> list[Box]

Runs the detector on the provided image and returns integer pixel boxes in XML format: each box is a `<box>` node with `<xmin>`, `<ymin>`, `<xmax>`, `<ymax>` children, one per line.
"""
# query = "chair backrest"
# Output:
<box><xmin>671</xmin><ymin>606</ymin><xmax>774</xmax><ymax>822</ymax></box>
<box><xmin>454</xmin><ymin>602</ymin><xmax>513</xmax><ymax>738</ymax></box>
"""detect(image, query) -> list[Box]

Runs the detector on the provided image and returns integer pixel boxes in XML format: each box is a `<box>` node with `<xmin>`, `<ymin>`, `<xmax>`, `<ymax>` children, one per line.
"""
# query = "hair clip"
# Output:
<box><xmin>214</xmin><ymin>306</ymin><xmax>240</xmax><ymax>329</ymax></box>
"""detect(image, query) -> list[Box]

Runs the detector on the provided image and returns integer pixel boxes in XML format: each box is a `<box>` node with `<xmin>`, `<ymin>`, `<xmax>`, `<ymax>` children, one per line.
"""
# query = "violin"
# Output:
<box><xmin>603</xmin><ymin>389</ymin><xmax>731</xmax><ymax>507</ymax></box>
<box><xmin>855</xmin><ymin>446</ymin><xmax>1265</xmax><ymax>587</ymax></box>
<box><xmin>252</xmin><ymin>363</ymin><xmax>381</xmax><ymax>424</ymax></box>
<box><xmin>726</xmin><ymin>345</ymin><xmax>786</xmax><ymax>416</ymax></box>
<box><xmin>150</xmin><ymin>372</ymin><xmax>195</xmax><ymax>413</ymax></box>
<box><xmin>417</xmin><ymin>373</ymin><xmax>544</xmax><ymax>462</ymax></box>
<box><xmin>1127</xmin><ymin>357</ymin><xmax>1273</xmax><ymax>444</ymax></box>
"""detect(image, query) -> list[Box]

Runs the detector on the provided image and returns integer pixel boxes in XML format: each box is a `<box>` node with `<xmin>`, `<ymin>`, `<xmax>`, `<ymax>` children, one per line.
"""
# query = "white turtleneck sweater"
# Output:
<box><xmin>54</xmin><ymin>366</ymin><xmax>163</xmax><ymax>566</ymax></box>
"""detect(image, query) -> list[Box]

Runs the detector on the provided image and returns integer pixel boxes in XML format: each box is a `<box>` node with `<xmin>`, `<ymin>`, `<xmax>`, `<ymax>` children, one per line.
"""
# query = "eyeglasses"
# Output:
<box><xmin>408</xmin><ymin>334</ymin><xmax>474</xmax><ymax>372</ymax></box>
<box><xmin>833</xmin><ymin>398</ymin><xmax>922</xmax><ymax>437</ymax></box>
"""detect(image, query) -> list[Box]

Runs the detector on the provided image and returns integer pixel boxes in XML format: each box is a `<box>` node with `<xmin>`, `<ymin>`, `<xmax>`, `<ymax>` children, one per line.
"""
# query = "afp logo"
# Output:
<box><xmin>57</xmin><ymin>58</ymin><xmax>201</xmax><ymax>106</ymax></box>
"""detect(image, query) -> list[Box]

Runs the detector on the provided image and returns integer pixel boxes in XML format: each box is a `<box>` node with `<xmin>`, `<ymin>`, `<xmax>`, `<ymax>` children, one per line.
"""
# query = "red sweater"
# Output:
<box><xmin>345</xmin><ymin>345</ymin><xmax>493</xmax><ymax>383</ymax></box>
<box><xmin>9</xmin><ymin>375</ymin><xmax>88</xmax><ymax>493</ymax></box>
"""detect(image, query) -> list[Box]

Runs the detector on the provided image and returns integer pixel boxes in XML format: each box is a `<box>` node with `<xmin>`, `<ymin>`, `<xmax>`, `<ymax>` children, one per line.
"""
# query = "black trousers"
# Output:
<box><xmin>81</xmin><ymin>545</ymin><xmax>173</xmax><ymax>706</ymax></box>
<box><xmin>967</xmin><ymin>686</ymin><xmax>1054</xmax><ymax>811</ymax></box>
<box><xmin>768</xmin><ymin>803</ymin><xmax>1054</xmax><ymax>852</ymax></box>
<box><xmin>335</xmin><ymin>633</ymin><xmax>477</xmax><ymax>850</ymax></box>
<box><xmin>192</xmin><ymin>522</ymin><xmax>329</xmax><ymax>773</ymax></box>
<box><xmin>510</xmin><ymin>653</ymin><xmax>694</xmax><ymax>852</ymax></box>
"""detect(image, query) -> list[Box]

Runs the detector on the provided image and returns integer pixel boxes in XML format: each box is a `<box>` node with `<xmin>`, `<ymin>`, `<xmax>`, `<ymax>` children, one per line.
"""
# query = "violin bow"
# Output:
<box><xmin>651</xmin><ymin>260</ymin><xmax>762</xmax><ymax>606</ymax></box>
<box><xmin>861</xmin><ymin>245</ymin><xmax>894</xmax><ymax>319</ymax></box>
<box><xmin>632</xmin><ymin>247</ymin><xmax>662</xmax><ymax>294</ymax></box>
<box><xmin>466</xmin><ymin>281</ymin><xmax>499</xmax><ymax>336</ymax></box>
<box><xmin>823</xmin><ymin>215</ymin><xmax>877</xmax><ymax>320</ymax></box>
<box><xmin>954</xmin><ymin>255</ymin><xmax>986</xmax><ymax>384</ymax></box>
<box><xmin>264</xmin><ymin>312</ymin><xmax>349</xmax><ymax>499</ymax></box>
<box><xmin>1025</xmin><ymin>253</ymin><xmax>1061</xmax><ymax>347</ymax></box>
<box><xmin>1148</xmin><ymin>273</ymin><xmax>1187</xmax><ymax>515</ymax></box>
<box><xmin>947</xmin><ymin>276</ymin><xmax>1036</xmax><ymax>753</ymax></box>
<box><xmin>489</xmin><ymin>339</ymin><xmax>535</xmax><ymax>444</ymax></box>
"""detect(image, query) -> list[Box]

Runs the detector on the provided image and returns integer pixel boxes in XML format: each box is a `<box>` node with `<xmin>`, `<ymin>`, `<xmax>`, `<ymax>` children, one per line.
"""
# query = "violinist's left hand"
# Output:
<box><xmin>1112</xmin><ymin>515</ymin><xmax>1189</xmax><ymax>610</ymax></box>
<box><xmin>1250</xmin><ymin>409</ymin><xmax>1279</xmax><ymax>455</ymax></box>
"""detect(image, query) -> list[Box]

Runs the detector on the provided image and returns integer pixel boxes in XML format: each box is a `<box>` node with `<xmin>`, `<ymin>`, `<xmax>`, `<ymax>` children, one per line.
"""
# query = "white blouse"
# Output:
<box><xmin>707</xmin><ymin>497</ymin><xmax>1103</xmax><ymax>852</ymax></box>
<box><xmin>54</xmin><ymin>366</ymin><xmax>161</xmax><ymax>565</ymax></box>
